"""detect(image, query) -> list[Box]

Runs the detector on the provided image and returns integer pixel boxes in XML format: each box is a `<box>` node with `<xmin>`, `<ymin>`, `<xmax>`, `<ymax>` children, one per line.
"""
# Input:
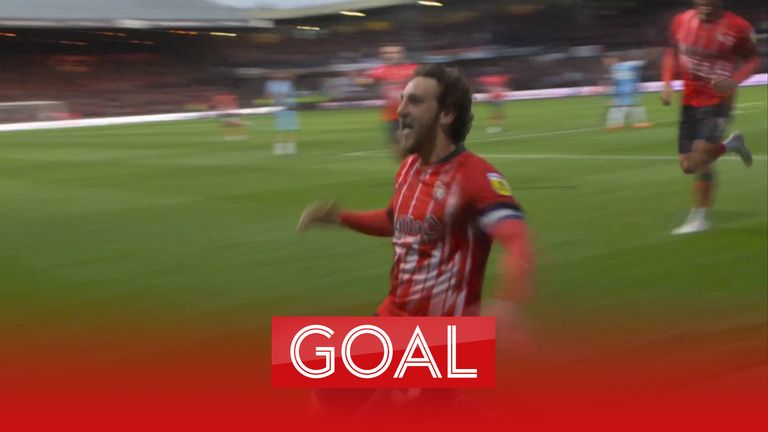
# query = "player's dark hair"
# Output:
<box><xmin>413</xmin><ymin>64</ymin><xmax>474</xmax><ymax>144</ymax></box>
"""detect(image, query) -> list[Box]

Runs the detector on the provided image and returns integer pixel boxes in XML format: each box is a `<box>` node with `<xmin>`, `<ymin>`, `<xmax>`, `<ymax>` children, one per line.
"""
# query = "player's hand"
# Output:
<box><xmin>711</xmin><ymin>76</ymin><xmax>737</xmax><ymax>95</ymax></box>
<box><xmin>471</xmin><ymin>298</ymin><xmax>532</xmax><ymax>354</ymax></box>
<box><xmin>489</xmin><ymin>298</ymin><xmax>532</xmax><ymax>354</ymax></box>
<box><xmin>297</xmin><ymin>200</ymin><xmax>340</xmax><ymax>232</ymax></box>
<box><xmin>661</xmin><ymin>83</ymin><xmax>673</xmax><ymax>106</ymax></box>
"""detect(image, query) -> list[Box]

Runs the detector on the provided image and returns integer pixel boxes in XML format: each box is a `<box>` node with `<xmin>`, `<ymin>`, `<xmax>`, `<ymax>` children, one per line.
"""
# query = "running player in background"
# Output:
<box><xmin>477</xmin><ymin>73</ymin><xmax>510</xmax><ymax>134</ymax></box>
<box><xmin>366</xmin><ymin>45</ymin><xmax>418</xmax><ymax>150</ymax></box>
<box><xmin>604</xmin><ymin>56</ymin><xmax>651</xmax><ymax>130</ymax></box>
<box><xmin>211</xmin><ymin>92</ymin><xmax>247</xmax><ymax>141</ymax></box>
<box><xmin>662</xmin><ymin>0</ymin><xmax>759</xmax><ymax>234</ymax></box>
<box><xmin>265</xmin><ymin>72</ymin><xmax>300</xmax><ymax>155</ymax></box>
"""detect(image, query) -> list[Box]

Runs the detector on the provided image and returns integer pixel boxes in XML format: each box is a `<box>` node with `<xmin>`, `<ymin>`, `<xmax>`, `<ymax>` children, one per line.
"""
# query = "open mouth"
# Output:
<box><xmin>399</xmin><ymin>120</ymin><xmax>413</xmax><ymax>134</ymax></box>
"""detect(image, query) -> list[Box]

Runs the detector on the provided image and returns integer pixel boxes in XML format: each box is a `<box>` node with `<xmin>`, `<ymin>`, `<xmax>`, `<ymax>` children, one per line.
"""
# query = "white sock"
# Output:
<box><xmin>606</xmin><ymin>107</ymin><xmax>627</xmax><ymax>128</ymax></box>
<box><xmin>630</xmin><ymin>106</ymin><xmax>647</xmax><ymax>124</ymax></box>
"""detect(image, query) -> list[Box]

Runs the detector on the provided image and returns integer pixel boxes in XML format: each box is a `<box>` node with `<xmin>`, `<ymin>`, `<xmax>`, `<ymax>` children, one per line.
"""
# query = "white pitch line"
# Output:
<box><xmin>342</xmin><ymin>148</ymin><xmax>389</xmax><ymax>156</ymax></box>
<box><xmin>342</xmin><ymin>151</ymin><xmax>767</xmax><ymax>161</ymax></box>
<box><xmin>342</xmin><ymin>149</ymin><xmax>768</xmax><ymax>162</ymax></box>
<box><xmin>479</xmin><ymin>153</ymin><xmax>768</xmax><ymax>161</ymax></box>
<box><xmin>340</xmin><ymin>120</ymin><xmax>686</xmax><ymax>156</ymax></box>
<box><xmin>475</xmin><ymin>126</ymin><xmax>606</xmax><ymax>143</ymax></box>
<box><xmin>482</xmin><ymin>154</ymin><xmax>674</xmax><ymax>160</ymax></box>
<box><xmin>341</xmin><ymin>126</ymin><xmax>610</xmax><ymax>156</ymax></box>
<box><xmin>340</xmin><ymin>103</ymin><xmax>762</xmax><ymax>153</ymax></box>
<box><xmin>467</xmin><ymin>119</ymin><xmax>684</xmax><ymax>144</ymax></box>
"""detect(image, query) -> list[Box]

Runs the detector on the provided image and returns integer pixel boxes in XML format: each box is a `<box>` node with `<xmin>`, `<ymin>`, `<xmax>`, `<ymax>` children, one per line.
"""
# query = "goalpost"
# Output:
<box><xmin>0</xmin><ymin>101</ymin><xmax>70</xmax><ymax>123</ymax></box>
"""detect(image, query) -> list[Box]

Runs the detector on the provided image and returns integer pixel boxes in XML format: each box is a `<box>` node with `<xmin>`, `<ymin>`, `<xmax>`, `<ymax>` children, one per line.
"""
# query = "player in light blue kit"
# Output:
<box><xmin>604</xmin><ymin>57</ymin><xmax>652</xmax><ymax>129</ymax></box>
<box><xmin>265</xmin><ymin>72</ymin><xmax>300</xmax><ymax>155</ymax></box>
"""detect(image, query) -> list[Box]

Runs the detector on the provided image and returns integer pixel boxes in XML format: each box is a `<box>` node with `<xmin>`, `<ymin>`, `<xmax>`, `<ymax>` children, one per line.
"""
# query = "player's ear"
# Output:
<box><xmin>439</xmin><ymin>110</ymin><xmax>456</xmax><ymax>127</ymax></box>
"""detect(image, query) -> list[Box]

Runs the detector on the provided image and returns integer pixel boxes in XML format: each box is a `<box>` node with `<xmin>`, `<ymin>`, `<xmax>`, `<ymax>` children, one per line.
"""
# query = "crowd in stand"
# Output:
<box><xmin>0</xmin><ymin>0</ymin><xmax>764</xmax><ymax>121</ymax></box>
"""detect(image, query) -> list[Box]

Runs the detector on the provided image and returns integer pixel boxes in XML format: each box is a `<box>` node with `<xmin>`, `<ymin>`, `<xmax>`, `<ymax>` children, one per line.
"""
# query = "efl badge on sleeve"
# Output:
<box><xmin>487</xmin><ymin>173</ymin><xmax>512</xmax><ymax>196</ymax></box>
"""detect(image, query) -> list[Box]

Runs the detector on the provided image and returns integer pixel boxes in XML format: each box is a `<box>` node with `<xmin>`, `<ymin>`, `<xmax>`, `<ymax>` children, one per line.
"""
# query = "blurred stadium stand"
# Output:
<box><xmin>0</xmin><ymin>0</ymin><xmax>765</xmax><ymax>121</ymax></box>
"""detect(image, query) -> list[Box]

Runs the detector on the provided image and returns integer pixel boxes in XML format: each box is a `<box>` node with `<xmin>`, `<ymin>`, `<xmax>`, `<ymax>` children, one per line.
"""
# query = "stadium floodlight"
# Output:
<box><xmin>418</xmin><ymin>1</ymin><xmax>444</xmax><ymax>6</ymax></box>
<box><xmin>339</xmin><ymin>11</ymin><xmax>366</xmax><ymax>17</ymax></box>
<box><xmin>114</xmin><ymin>19</ymin><xmax>151</xmax><ymax>29</ymax></box>
<box><xmin>210</xmin><ymin>32</ymin><xmax>237</xmax><ymax>37</ymax></box>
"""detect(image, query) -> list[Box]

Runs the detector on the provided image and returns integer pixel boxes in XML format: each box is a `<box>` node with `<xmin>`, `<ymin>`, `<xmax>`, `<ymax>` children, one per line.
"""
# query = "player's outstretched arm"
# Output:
<box><xmin>489</xmin><ymin>218</ymin><xmax>534</xmax><ymax>304</ymax></box>
<box><xmin>479</xmin><ymin>218</ymin><xmax>535</xmax><ymax>352</ymax></box>
<box><xmin>717</xmin><ymin>55</ymin><xmax>761</xmax><ymax>93</ymax></box>
<box><xmin>297</xmin><ymin>201</ymin><xmax>393</xmax><ymax>237</ymax></box>
<box><xmin>711</xmin><ymin>56</ymin><xmax>759</xmax><ymax>95</ymax></box>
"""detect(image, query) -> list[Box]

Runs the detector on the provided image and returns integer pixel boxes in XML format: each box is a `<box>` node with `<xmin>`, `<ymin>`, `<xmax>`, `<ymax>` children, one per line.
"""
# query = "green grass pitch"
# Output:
<box><xmin>0</xmin><ymin>88</ymin><xmax>765</xmax><ymax>381</ymax></box>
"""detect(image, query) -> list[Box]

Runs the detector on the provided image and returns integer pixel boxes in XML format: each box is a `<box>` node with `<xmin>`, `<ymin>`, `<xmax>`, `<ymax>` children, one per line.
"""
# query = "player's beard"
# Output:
<box><xmin>399</xmin><ymin>114</ymin><xmax>440</xmax><ymax>159</ymax></box>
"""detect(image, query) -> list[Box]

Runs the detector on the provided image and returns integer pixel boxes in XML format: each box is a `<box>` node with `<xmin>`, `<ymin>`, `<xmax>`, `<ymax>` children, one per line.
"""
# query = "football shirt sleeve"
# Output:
<box><xmin>467</xmin><ymin>164</ymin><xmax>525</xmax><ymax>235</ymax></box>
<box><xmin>336</xmin><ymin>157</ymin><xmax>412</xmax><ymax>237</ymax></box>
<box><xmin>489</xmin><ymin>219</ymin><xmax>535</xmax><ymax>303</ymax></box>
<box><xmin>465</xmin><ymin>161</ymin><xmax>533</xmax><ymax>303</ymax></box>
<box><xmin>731</xmin><ymin>22</ymin><xmax>759</xmax><ymax>84</ymax></box>
<box><xmin>734</xmin><ymin>22</ymin><xmax>757</xmax><ymax>59</ymax></box>
<box><xmin>339</xmin><ymin>209</ymin><xmax>393</xmax><ymax>237</ymax></box>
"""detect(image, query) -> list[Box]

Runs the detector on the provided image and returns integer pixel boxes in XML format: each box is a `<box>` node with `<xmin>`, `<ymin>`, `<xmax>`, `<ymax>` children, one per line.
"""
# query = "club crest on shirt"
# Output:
<box><xmin>433</xmin><ymin>181</ymin><xmax>446</xmax><ymax>200</ymax></box>
<box><xmin>487</xmin><ymin>173</ymin><xmax>512</xmax><ymax>196</ymax></box>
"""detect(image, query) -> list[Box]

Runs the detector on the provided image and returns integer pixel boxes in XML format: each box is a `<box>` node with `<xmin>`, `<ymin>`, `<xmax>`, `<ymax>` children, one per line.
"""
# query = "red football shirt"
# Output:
<box><xmin>212</xmin><ymin>94</ymin><xmax>238</xmax><ymax>110</ymax></box>
<box><xmin>669</xmin><ymin>9</ymin><xmax>756</xmax><ymax>107</ymax></box>
<box><xmin>377</xmin><ymin>147</ymin><xmax>524</xmax><ymax>317</ymax></box>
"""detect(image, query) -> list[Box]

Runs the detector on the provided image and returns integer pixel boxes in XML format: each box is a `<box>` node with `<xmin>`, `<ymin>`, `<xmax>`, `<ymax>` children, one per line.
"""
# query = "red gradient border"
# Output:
<box><xmin>1</xmin><ymin>322</ymin><xmax>765</xmax><ymax>431</ymax></box>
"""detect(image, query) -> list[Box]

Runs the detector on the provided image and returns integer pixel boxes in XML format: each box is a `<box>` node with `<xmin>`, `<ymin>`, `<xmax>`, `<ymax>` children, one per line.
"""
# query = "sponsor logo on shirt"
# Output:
<box><xmin>395</xmin><ymin>215</ymin><xmax>442</xmax><ymax>242</ymax></box>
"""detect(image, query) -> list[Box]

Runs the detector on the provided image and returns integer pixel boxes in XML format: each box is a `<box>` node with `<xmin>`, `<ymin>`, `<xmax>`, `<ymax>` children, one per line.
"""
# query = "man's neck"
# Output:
<box><xmin>700</xmin><ymin>10</ymin><xmax>725</xmax><ymax>23</ymax></box>
<box><xmin>420</xmin><ymin>135</ymin><xmax>457</xmax><ymax>165</ymax></box>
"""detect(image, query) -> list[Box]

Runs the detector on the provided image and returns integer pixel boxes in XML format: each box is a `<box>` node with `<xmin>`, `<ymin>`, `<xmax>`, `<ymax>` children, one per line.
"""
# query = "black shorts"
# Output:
<box><xmin>678</xmin><ymin>102</ymin><xmax>731</xmax><ymax>154</ymax></box>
